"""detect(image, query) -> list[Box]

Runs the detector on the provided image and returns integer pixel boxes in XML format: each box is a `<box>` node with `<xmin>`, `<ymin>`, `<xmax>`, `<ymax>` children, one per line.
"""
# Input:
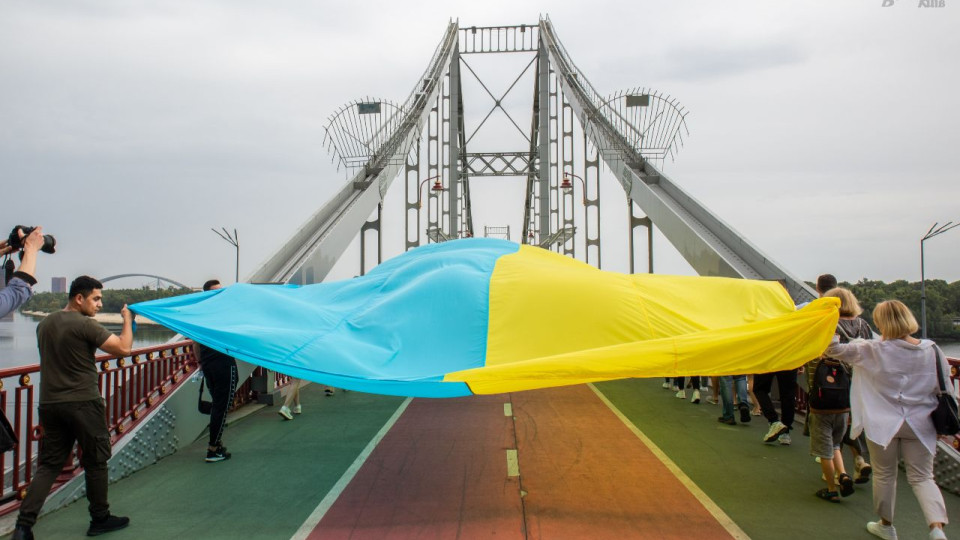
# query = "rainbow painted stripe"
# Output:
<box><xmin>131</xmin><ymin>238</ymin><xmax>839</xmax><ymax>397</ymax></box>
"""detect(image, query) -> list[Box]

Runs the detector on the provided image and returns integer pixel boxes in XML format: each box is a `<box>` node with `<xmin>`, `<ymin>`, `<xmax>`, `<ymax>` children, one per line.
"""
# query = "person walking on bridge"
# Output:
<box><xmin>195</xmin><ymin>279</ymin><xmax>238</xmax><ymax>463</ymax></box>
<box><xmin>13</xmin><ymin>276</ymin><xmax>133</xmax><ymax>540</ymax></box>
<box><xmin>803</xmin><ymin>274</ymin><xmax>873</xmax><ymax>482</ymax></box>
<box><xmin>826</xmin><ymin>300</ymin><xmax>952</xmax><ymax>540</ymax></box>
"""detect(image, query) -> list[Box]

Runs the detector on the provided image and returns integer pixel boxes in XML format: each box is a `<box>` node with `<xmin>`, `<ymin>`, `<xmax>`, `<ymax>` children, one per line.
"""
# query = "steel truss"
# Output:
<box><xmin>463</xmin><ymin>152</ymin><xmax>534</xmax><ymax>177</ymax></box>
<box><xmin>256</xmin><ymin>16</ymin><xmax>811</xmax><ymax>301</ymax></box>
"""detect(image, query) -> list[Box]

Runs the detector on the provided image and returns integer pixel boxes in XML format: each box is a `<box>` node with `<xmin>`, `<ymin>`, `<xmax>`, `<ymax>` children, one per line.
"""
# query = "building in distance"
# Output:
<box><xmin>51</xmin><ymin>277</ymin><xmax>67</xmax><ymax>293</ymax></box>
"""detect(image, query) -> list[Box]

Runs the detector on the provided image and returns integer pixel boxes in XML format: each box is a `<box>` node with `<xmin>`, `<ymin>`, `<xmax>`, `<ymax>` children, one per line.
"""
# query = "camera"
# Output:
<box><xmin>8</xmin><ymin>225</ymin><xmax>56</xmax><ymax>254</ymax></box>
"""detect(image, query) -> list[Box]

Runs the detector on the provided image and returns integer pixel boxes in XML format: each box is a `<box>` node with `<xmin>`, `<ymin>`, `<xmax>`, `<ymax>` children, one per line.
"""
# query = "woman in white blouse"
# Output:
<box><xmin>826</xmin><ymin>299</ymin><xmax>952</xmax><ymax>540</ymax></box>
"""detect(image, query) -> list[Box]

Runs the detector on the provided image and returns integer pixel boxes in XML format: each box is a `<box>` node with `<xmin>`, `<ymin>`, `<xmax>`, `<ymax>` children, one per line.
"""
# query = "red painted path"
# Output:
<box><xmin>310</xmin><ymin>385</ymin><xmax>733</xmax><ymax>539</ymax></box>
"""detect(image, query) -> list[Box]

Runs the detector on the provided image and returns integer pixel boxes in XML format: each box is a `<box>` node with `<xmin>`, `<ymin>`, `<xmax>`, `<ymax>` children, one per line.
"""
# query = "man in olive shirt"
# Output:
<box><xmin>13</xmin><ymin>276</ymin><xmax>133</xmax><ymax>540</ymax></box>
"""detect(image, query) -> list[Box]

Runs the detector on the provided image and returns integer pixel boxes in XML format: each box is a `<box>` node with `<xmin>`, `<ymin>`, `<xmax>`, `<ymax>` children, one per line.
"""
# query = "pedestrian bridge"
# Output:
<box><xmin>2</xmin><ymin>16</ymin><xmax>959</xmax><ymax>539</ymax></box>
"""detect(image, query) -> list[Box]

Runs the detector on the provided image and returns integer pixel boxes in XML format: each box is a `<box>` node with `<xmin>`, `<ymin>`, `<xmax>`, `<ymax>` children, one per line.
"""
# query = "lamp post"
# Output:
<box><xmin>920</xmin><ymin>221</ymin><xmax>959</xmax><ymax>338</ymax></box>
<box><xmin>560</xmin><ymin>173</ymin><xmax>587</xmax><ymax>205</ymax></box>
<box><xmin>417</xmin><ymin>175</ymin><xmax>446</xmax><ymax>209</ymax></box>
<box><xmin>212</xmin><ymin>227</ymin><xmax>239</xmax><ymax>284</ymax></box>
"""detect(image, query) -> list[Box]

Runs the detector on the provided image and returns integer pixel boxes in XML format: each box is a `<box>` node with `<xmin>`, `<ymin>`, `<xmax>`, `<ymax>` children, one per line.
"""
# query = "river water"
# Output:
<box><xmin>2</xmin><ymin>310</ymin><xmax>959</xmax><ymax>370</ymax></box>
<box><xmin>0</xmin><ymin>311</ymin><xmax>177</xmax><ymax>369</ymax></box>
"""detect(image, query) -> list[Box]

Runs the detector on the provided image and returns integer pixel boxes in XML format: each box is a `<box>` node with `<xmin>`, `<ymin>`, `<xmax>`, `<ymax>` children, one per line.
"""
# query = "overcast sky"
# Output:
<box><xmin>2</xmin><ymin>0</ymin><xmax>958</xmax><ymax>292</ymax></box>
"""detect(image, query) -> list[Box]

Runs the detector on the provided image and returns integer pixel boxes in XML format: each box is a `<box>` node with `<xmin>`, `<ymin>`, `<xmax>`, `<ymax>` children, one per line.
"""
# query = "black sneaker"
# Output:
<box><xmin>738</xmin><ymin>403</ymin><xmax>751</xmax><ymax>423</ymax></box>
<box><xmin>87</xmin><ymin>514</ymin><xmax>129</xmax><ymax>536</ymax></box>
<box><xmin>205</xmin><ymin>445</ymin><xmax>231</xmax><ymax>463</ymax></box>
<box><xmin>12</xmin><ymin>525</ymin><xmax>34</xmax><ymax>540</ymax></box>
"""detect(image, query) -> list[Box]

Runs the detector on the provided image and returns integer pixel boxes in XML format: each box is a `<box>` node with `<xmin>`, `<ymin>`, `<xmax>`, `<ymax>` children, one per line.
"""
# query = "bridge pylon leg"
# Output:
<box><xmin>628</xmin><ymin>198</ymin><xmax>652</xmax><ymax>274</ymax></box>
<box><xmin>359</xmin><ymin>203</ymin><xmax>382</xmax><ymax>276</ymax></box>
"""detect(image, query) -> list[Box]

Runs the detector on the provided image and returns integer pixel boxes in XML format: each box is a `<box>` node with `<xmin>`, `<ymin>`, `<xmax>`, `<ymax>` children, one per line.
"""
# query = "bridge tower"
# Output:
<box><xmin>249</xmin><ymin>16</ymin><xmax>818</xmax><ymax>306</ymax></box>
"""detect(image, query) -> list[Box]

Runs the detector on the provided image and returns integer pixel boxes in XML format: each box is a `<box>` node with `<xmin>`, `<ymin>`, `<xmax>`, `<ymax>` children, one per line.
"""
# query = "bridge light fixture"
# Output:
<box><xmin>417</xmin><ymin>176</ymin><xmax>446</xmax><ymax>209</ymax></box>
<box><xmin>211</xmin><ymin>227</ymin><xmax>240</xmax><ymax>284</ymax></box>
<box><xmin>920</xmin><ymin>221</ymin><xmax>959</xmax><ymax>338</ymax></box>
<box><xmin>561</xmin><ymin>173</ymin><xmax>587</xmax><ymax>206</ymax></box>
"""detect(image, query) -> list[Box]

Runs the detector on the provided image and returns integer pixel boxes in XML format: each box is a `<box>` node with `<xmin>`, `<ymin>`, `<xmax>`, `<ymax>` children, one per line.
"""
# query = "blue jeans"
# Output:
<box><xmin>719</xmin><ymin>375</ymin><xmax>749</xmax><ymax>420</ymax></box>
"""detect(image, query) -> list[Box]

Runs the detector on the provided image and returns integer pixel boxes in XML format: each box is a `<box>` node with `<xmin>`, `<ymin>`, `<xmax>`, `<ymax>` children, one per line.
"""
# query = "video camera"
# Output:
<box><xmin>7</xmin><ymin>225</ymin><xmax>56</xmax><ymax>254</ymax></box>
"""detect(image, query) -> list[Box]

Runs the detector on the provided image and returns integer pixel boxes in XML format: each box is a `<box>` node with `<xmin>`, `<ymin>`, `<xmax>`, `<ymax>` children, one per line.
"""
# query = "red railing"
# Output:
<box><xmin>0</xmin><ymin>340</ymin><xmax>198</xmax><ymax>514</ymax></box>
<box><xmin>0</xmin><ymin>339</ymin><xmax>294</xmax><ymax>516</ymax></box>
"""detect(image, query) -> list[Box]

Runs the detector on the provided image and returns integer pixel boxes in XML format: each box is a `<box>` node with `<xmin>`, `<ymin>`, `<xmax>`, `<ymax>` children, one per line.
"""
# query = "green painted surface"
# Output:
<box><xmin>22</xmin><ymin>386</ymin><xmax>404</xmax><ymax>540</ymax></box>
<box><xmin>595</xmin><ymin>378</ymin><xmax>960</xmax><ymax>540</ymax></box>
<box><xmin>14</xmin><ymin>379</ymin><xmax>959</xmax><ymax>539</ymax></box>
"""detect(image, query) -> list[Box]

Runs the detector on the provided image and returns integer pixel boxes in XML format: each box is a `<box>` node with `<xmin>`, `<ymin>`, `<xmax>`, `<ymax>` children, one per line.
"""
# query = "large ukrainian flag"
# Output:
<box><xmin>131</xmin><ymin>238</ymin><xmax>839</xmax><ymax>398</ymax></box>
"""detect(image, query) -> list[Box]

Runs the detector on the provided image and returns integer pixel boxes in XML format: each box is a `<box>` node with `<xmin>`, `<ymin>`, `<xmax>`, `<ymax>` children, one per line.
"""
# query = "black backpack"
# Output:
<box><xmin>810</xmin><ymin>319</ymin><xmax>869</xmax><ymax>411</ymax></box>
<box><xmin>810</xmin><ymin>359</ymin><xmax>851</xmax><ymax>411</ymax></box>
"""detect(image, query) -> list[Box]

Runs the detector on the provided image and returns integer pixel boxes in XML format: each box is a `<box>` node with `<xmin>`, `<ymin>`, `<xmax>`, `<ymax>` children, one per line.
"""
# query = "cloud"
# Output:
<box><xmin>1</xmin><ymin>0</ymin><xmax>958</xmax><ymax>292</ymax></box>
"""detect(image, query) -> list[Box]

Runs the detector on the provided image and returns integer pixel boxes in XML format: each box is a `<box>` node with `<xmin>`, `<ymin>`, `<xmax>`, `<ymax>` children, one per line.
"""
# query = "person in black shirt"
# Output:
<box><xmin>195</xmin><ymin>279</ymin><xmax>238</xmax><ymax>463</ymax></box>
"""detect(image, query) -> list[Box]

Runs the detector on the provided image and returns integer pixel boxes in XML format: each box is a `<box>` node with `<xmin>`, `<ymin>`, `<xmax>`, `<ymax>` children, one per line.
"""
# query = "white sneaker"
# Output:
<box><xmin>278</xmin><ymin>406</ymin><xmax>293</xmax><ymax>420</ymax></box>
<box><xmin>866</xmin><ymin>521</ymin><xmax>898</xmax><ymax>540</ymax></box>
<box><xmin>778</xmin><ymin>433</ymin><xmax>791</xmax><ymax>445</ymax></box>
<box><xmin>293</xmin><ymin>405</ymin><xmax>302</xmax><ymax>415</ymax></box>
<box><xmin>672</xmin><ymin>385</ymin><xmax>680</xmax><ymax>392</ymax></box>
<box><xmin>929</xmin><ymin>526</ymin><xmax>947</xmax><ymax>540</ymax></box>
<box><xmin>675</xmin><ymin>390</ymin><xmax>686</xmax><ymax>399</ymax></box>
<box><xmin>662</xmin><ymin>381</ymin><xmax>671</xmax><ymax>389</ymax></box>
<box><xmin>691</xmin><ymin>390</ymin><xmax>701</xmax><ymax>404</ymax></box>
<box><xmin>763</xmin><ymin>421</ymin><xmax>788</xmax><ymax>443</ymax></box>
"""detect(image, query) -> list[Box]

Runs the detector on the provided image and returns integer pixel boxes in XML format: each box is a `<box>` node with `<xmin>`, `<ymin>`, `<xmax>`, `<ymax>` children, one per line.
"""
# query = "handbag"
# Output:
<box><xmin>0</xmin><ymin>410</ymin><xmax>17</xmax><ymax>453</ymax></box>
<box><xmin>198</xmin><ymin>375</ymin><xmax>213</xmax><ymax>415</ymax></box>
<box><xmin>931</xmin><ymin>348</ymin><xmax>960</xmax><ymax>436</ymax></box>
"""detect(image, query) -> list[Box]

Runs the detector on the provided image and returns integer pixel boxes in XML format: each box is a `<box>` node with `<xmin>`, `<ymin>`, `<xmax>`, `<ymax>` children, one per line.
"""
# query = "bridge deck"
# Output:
<box><xmin>18</xmin><ymin>380</ymin><xmax>959</xmax><ymax>539</ymax></box>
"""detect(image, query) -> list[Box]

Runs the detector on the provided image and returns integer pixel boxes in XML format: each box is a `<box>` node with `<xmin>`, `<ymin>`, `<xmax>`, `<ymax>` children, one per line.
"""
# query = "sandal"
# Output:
<box><xmin>814</xmin><ymin>488</ymin><xmax>840</xmax><ymax>502</ymax></box>
<box><xmin>838</xmin><ymin>473</ymin><xmax>855</xmax><ymax>497</ymax></box>
<box><xmin>855</xmin><ymin>463</ymin><xmax>872</xmax><ymax>484</ymax></box>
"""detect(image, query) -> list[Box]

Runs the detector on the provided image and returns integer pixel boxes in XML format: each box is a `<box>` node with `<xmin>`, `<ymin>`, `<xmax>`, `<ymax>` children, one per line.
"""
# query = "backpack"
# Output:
<box><xmin>809</xmin><ymin>358</ymin><xmax>851</xmax><ymax>411</ymax></box>
<box><xmin>809</xmin><ymin>321</ymin><xmax>857</xmax><ymax>411</ymax></box>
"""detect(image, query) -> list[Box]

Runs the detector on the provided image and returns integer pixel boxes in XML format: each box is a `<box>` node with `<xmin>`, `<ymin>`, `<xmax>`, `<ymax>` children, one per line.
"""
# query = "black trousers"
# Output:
<box><xmin>201</xmin><ymin>358</ymin><xmax>237</xmax><ymax>447</ymax></box>
<box><xmin>754</xmin><ymin>369</ymin><xmax>798</xmax><ymax>430</ymax></box>
<box><xmin>674</xmin><ymin>376</ymin><xmax>701</xmax><ymax>390</ymax></box>
<box><xmin>17</xmin><ymin>399</ymin><xmax>112</xmax><ymax>528</ymax></box>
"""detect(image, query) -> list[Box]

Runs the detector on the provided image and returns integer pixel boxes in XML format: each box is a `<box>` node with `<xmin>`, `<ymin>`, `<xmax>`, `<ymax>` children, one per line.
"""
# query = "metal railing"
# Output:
<box><xmin>0</xmin><ymin>341</ymin><xmax>198</xmax><ymax>512</ymax></box>
<box><xmin>0</xmin><ymin>340</ymin><xmax>297</xmax><ymax>516</ymax></box>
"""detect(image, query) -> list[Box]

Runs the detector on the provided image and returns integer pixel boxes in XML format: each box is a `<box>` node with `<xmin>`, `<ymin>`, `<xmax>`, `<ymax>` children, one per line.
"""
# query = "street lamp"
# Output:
<box><xmin>212</xmin><ymin>227</ymin><xmax>239</xmax><ymax>284</ymax></box>
<box><xmin>417</xmin><ymin>176</ymin><xmax>446</xmax><ymax>209</ymax></box>
<box><xmin>560</xmin><ymin>173</ymin><xmax>587</xmax><ymax>205</ymax></box>
<box><xmin>920</xmin><ymin>221</ymin><xmax>959</xmax><ymax>338</ymax></box>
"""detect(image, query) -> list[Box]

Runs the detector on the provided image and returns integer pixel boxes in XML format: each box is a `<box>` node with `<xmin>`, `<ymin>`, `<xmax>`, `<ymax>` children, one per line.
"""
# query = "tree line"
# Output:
<box><xmin>836</xmin><ymin>278</ymin><xmax>960</xmax><ymax>339</ymax></box>
<box><xmin>21</xmin><ymin>287</ymin><xmax>194</xmax><ymax>315</ymax></box>
<box><xmin>18</xmin><ymin>279</ymin><xmax>960</xmax><ymax>340</ymax></box>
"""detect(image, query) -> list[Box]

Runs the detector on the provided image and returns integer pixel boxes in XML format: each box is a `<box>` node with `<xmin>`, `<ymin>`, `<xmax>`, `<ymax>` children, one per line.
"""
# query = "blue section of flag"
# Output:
<box><xmin>131</xmin><ymin>238</ymin><xmax>519</xmax><ymax>397</ymax></box>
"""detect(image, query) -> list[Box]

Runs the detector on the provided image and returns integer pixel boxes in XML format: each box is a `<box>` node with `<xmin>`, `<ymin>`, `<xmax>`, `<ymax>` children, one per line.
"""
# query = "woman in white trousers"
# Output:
<box><xmin>826</xmin><ymin>299</ymin><xmax>952</xmax><ymax>540</ymax></box>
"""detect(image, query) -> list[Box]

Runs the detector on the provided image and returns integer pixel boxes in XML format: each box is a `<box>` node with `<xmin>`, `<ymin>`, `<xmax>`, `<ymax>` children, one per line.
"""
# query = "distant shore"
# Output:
<box><xmin>21</xmin><ymin>311</ymin><xmax>160</xmax><ymax>326</ymax></box>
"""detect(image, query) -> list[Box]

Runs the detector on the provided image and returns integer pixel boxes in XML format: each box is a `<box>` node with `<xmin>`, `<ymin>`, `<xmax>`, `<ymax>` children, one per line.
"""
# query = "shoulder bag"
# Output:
<box><xmin>932</xmin><ymin>347</ymin><xmax>960</xmax><ymax>436</ymax></box>
<box><xmin>0</xmin><ymin>410</ymin><xmax>17</xmax><ymax>453</ymax></box>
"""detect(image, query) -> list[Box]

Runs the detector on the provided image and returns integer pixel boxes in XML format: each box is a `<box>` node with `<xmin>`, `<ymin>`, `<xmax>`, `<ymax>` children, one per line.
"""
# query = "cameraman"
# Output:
<box><xmin>0</xmin><ymin>226</ymin><xmax>44</xmax><ymax>318</ymax></box>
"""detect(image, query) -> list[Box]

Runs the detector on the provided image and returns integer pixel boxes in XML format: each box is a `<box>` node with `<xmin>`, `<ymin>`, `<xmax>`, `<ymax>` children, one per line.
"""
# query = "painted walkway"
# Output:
<box><xmin>12</xmin><ymin>379</ymin><xmax>959</xmax><ymax>539</ymax></box>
